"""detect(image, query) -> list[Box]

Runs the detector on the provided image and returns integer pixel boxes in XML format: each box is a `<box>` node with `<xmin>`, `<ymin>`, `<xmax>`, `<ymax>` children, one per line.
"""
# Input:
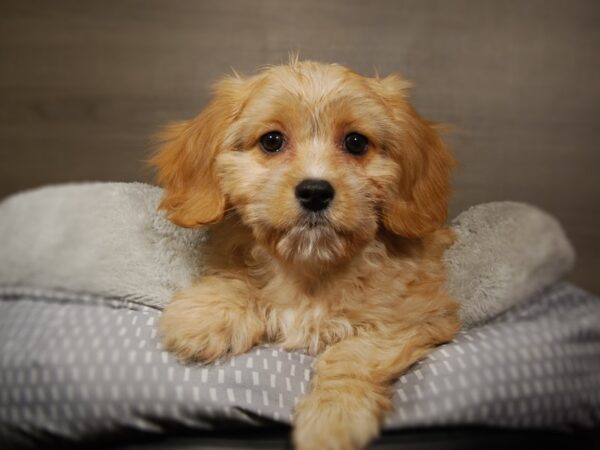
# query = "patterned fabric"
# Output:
<box><xmin>0</xmin><ymin>283</ymin><xmax>599</xmax><ymax>447</ymax></box>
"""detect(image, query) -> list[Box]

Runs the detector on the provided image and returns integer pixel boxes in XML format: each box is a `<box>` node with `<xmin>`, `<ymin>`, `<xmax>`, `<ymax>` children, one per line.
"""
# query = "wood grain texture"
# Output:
<box><xmin>1</xmin><ymin>0</ymin><xmax>599</xmax><ymax>293</ymax></box>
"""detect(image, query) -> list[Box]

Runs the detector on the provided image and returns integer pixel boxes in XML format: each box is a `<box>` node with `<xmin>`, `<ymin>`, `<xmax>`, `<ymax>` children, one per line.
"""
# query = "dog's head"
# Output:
<box><xmin>151</xmin><ymin>61</ymin><xmax>454</xmax><ymax>265</ymax></box>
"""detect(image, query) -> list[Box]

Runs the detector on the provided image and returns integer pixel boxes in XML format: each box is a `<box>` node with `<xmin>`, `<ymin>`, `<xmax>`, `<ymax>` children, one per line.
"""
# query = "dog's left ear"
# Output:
<box><xmin>149</xmin><ymin>76</ymin><xmax>249</xmax><ymax>228</ymax></box>
<box><xmin>370</xmin><ymin>75</ymin><xmax>455</xmax><ymax>238</ymax></box>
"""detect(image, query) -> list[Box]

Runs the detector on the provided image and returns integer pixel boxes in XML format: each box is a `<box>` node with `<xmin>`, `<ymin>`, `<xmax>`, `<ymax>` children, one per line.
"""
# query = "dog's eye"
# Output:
<box><xmin>259</xmin><ymin>131</ymin><xmax>285</xmax><ymax>153</ymax></box>
<box><xmin>344</xmin><ymin>133</ymin><xmax>368</xmax><ymax>156</ymax></box>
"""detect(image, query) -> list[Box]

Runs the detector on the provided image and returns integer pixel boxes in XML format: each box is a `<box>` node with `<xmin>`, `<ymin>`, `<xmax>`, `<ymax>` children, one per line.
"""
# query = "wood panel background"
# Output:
<box><xmin>1</xmin><ymin>0</ymin><xmax>599</xmax><ymax>293</ymax></box>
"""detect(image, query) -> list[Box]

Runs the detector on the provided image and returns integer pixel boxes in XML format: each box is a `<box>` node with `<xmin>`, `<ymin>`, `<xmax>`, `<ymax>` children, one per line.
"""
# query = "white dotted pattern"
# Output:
<box><xmin>0</xmin><ymin>283</ymin><xmax>599</xmax><ymax>447</ymax></box>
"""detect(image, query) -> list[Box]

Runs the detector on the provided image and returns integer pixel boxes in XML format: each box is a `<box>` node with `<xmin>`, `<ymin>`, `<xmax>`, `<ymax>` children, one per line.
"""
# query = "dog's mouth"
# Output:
<box><xmin>249</xmin><ymin>209</ymin><xmax>374</xmax><ymax>266</ymax></box>
<box><xmin>298</xmin><ymin>211</ymin><xmax>331</xmax><ymax>229</ymax></box>
<box><xmin>275</xmin><ymin>223</ymin><xmax>346</xmax><ymax>264</ymax></box>
<box><xmin>267</xmin><ymin>211</ymin><xmax>366</xmax><ymax>266</ymax></box>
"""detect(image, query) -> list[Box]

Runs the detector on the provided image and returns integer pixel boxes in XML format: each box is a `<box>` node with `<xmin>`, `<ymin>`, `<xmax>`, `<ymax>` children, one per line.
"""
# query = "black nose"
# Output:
<box><xmin>295</xmin><ymin>179</ymin><xmax>335</xmax><ymax>212</ymax></box>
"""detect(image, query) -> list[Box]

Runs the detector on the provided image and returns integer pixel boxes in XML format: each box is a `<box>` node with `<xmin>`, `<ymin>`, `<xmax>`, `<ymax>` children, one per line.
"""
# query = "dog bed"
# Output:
<box><xmin>0</xmin><ymin>183</ymin><xmax>598</xmax><ymax>448</ymax></box>
<box><xmin>1</xmin><ymin>283</ymin><xmax>599</xmax><ymax>448</ymax></box>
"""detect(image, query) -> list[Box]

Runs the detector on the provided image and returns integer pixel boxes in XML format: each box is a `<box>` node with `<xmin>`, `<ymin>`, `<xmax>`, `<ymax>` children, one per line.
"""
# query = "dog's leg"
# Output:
<box><xmin>159</xmin><ymin>275</ymin><xmax>264</xmax><ymax>363</ymax></box>
<box><xmin>293</xmin><ymin>317</ymin><xmax>458</xmax><ymax>450</ymax></box>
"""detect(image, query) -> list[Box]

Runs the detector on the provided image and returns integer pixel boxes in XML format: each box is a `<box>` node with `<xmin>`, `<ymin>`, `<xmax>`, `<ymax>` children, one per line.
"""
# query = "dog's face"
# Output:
<box><xmin>152</xmin><ymin>61</ymin><xmax>453</xmax><ymax>265</ymax></box>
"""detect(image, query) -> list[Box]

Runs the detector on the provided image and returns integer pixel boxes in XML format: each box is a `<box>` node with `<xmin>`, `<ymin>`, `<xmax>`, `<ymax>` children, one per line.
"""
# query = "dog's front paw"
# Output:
<box><xmin>159</xmin><ymin>278</ymin><xmax>264</xmax><ymax>363</ymax></box>
<box><xmin>293</xmin><ymin>381</ymin><xmax>388</xmax><ymax>450</ymax></box>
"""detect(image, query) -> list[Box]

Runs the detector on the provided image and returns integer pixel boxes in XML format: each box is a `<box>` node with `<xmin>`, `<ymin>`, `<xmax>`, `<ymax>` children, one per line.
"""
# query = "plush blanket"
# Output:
<box><xmin>0</xmin><ymin>182</ymin><xmax>575</xmax><ymax>327</ymax></box>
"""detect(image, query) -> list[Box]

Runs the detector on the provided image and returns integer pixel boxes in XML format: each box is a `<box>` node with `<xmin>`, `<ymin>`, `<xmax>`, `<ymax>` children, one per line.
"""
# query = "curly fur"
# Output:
<box><xmin>151</xmin><ymin>60</ymin><xmax>460</xmax><ymax>450</ymax></box>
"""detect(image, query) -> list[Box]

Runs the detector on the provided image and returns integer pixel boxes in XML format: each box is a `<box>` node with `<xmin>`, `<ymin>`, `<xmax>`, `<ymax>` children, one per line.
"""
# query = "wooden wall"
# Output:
<box><xmin>1</xmin><ymin>0</ymin><xmax>598</xmax><ymax>293</ymax></box>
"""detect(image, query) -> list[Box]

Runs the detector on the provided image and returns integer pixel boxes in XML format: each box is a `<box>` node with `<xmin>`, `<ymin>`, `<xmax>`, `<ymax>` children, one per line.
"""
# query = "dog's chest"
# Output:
<box><xmin>264</xmin><ymin>301</ymin><xmax>356</xmax><ymax>355</ymax></box>
<box><xmin>252</xmin><ymin>239</ymin><xmax>423</xmax><ymax>354</ymax></box>
<box><xmin>259</xmin><ymin>272</ymin><xmax>409</xmax><ymax>354</ymax></box>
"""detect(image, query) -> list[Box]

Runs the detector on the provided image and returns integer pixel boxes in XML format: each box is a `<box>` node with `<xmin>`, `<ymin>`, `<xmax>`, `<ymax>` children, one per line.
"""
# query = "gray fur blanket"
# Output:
<box><xmin>0</xmin><ymin>183</ymin><xmax>576</xmax><ymax>328</ymax></box>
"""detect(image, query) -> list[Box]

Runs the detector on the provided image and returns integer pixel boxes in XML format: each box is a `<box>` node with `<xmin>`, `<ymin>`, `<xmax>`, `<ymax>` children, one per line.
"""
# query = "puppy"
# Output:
<box><xmin>151</xmin><ymin>59</ymin><xmax>460</xmax><ymax>450</ymax></box>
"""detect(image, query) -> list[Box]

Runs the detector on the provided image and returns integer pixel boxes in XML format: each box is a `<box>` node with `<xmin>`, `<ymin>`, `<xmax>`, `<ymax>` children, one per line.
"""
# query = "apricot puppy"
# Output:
<box><xmin>152</xmin><ymin>60</ymin><xmax>459</xmax><ymax>450</ymax></box>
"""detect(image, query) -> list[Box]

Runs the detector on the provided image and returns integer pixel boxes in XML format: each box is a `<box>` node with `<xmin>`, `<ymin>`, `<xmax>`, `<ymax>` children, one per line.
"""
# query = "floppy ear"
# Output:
<box><xmin>372</xmin><ymin>75</ymin><xmax>455</xmax><ymax>238</ymax></box>
<box><xmin>149</xmin><ymin>77</ymin><xmax>248</xmax><ymax>228</ymax></box>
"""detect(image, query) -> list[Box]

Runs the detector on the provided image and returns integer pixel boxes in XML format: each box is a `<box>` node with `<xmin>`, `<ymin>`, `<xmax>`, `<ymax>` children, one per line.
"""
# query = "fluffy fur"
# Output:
<box><xmin>151</xmin><ymin>60</ymin><xmax>460</xmax><ymax>450</ymax></box>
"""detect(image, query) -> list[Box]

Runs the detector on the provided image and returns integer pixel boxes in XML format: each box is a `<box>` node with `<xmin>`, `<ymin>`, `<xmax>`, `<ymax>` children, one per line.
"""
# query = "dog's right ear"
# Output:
<box><xmin>149</xmin><ymin>76</ymin><xmax>250</xmax><ymax>228</ymax></box>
